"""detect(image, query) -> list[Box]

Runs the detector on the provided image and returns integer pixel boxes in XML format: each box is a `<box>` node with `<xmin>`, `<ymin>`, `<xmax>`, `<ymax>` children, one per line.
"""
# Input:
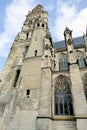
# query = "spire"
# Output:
<box><xmin>64</xmin><ymin>26</ymin><xmax>73</xmax><ymax>46</ymax></box>
<box><xmin>65</xmin><ymin>26</ymin><xmax>71</xmax><ymax>32</ymax></box>
<box><xmin>32</xmin><ymin>4</ymin><xmax>44</xmax><ymax>13</ymax></box>
<box><xmin>64</xmin><ymin>26</ymin><xmax>72</xmax><ymax>35</ymax></box>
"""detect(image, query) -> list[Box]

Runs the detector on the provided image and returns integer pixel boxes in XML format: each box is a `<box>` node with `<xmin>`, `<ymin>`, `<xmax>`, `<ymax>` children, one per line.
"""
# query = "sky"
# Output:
<box><xmin>0</xmin><ymin>0</ymin><xmax>87</xmax><ymax>73</ymax></box>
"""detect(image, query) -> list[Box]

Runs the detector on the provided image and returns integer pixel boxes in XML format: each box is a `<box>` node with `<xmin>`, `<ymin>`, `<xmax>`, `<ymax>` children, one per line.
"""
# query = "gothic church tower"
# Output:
<box><xmin>0</xmin><ymin>5</ymin><xmax>87</xmax><ymax>130</ymax></box>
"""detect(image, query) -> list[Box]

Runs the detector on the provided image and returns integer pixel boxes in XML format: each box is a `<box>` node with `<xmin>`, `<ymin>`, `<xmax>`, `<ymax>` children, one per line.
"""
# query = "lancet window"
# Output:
<box><xmin>59</xmin><ymin>55</ymin><xmax>69</xmax><ymax>71</ymax></box>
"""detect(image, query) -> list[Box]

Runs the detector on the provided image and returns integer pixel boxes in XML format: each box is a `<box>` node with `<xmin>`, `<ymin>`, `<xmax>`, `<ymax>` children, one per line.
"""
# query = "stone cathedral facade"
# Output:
<box><xmin>0</xmin><ymin>4</ymin><xmax>87</xmax><ymax>130</ymax></box>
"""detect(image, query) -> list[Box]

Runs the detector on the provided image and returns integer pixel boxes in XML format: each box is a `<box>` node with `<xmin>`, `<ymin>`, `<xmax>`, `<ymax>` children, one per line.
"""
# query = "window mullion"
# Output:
<box><xmin>62</xmin><ymin>93</ymin><xmax>65</xmax><ymax>115</ymax></box>
<box><xmin>67</xmin><ymin>94</ymin><xmax>71</xmax><ymax>115</ymax></box>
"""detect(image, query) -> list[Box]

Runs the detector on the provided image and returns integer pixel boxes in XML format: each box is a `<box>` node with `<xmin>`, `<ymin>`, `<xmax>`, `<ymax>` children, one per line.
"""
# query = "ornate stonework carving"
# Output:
<box><xmin>55</xmin><ymin>75</ymin><xmax>71</xmax><ymax>92</ymax></box>
<box><xmin>32</xmin><ymin>5</ymin><xmax>44</xmax><ymax>13</ymax></box>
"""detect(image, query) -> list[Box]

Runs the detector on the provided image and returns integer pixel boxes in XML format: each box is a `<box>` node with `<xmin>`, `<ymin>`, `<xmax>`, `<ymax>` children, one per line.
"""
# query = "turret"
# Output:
<box><xmin>41</xmin><ymin>32</ymin><xmax>55</xmax><ymax>69</ymax></box>
<box><xmin>64</xmin><ymin>27</ymin><xmax>76</xmax><ymax>64</ymax></box>
<box><xmin>64</xmin><ymin>27</ymin><xmax>73</xmax><ymax>44</ymax></box>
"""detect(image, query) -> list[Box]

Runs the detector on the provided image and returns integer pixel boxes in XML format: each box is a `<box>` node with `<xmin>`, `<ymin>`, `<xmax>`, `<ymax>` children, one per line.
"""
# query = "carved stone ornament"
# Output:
<box><xmin>32</xmin><ymin>5</ymin><xmax>43</xmax><ymax>13</ymax></box>
<box><xmin>45</xmin><ymin>44</ymin><xmax>49</xmax><ymax>50</ymax></box>
<box><xmin>64</xmin><ymin>27</ymin><xmax>72</xmax><ymax>35</ymax></box>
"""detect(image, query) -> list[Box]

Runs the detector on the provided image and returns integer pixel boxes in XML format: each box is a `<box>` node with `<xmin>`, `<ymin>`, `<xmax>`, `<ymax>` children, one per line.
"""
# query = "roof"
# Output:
<box><xmin>54</xmin><ymin>36</ymin><xmax>85</xmax><ymax>49</ymax></box>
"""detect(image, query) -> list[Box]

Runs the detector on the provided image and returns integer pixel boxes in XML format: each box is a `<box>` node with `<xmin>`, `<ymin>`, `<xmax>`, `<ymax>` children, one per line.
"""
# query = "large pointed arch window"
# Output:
<box><xmin>59</xmin><ymin>55</ymin><xmax>69</xmax><ymax>71</ymax></box>
<box><xmin>54</xmin><ymin>75</ymin><xmax>74</xmax><ymax>115</ymax></box>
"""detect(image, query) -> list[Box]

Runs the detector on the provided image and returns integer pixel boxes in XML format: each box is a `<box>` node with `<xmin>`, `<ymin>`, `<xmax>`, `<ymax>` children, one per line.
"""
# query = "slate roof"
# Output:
<box><xmin>54</xmin><ymin>36</ymin><xmax>85</xmax><ymax>49</ymax></box>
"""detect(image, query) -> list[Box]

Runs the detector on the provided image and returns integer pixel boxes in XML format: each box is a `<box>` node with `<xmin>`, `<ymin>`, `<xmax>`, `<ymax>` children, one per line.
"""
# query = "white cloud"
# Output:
<box><xmin>0</xmin><ymin>32</ymin><xmax>11</xmax><ymax>56</ymax></box>
<box><xmin>51</xmin><ymin>1</ymin><xmax>87</xmax><ymax>40</ymax></box>
<box><xmin>0</xmin><ymin>0</ymin><xmax>35</xmax><ymax>57</ymax></box>
<box><xmin>5</xmin><ymin>0</ymin><xmax>35</xmax><ymax>36</ymax></box>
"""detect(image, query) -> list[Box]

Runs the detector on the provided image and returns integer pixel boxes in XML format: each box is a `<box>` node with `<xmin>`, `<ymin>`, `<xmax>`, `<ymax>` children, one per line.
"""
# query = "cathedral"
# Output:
<box><xmin>0</xmin><ymin>4</ymin><xmax>87</xmax><ymax>130</ymax></box>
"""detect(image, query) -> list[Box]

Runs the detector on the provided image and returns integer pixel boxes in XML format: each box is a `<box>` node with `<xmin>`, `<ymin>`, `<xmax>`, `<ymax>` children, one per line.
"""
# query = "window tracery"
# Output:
<box><xmin>54</xmin><ymin>75</ymin><xmax>73</xmax><ymax>115</ymax></box>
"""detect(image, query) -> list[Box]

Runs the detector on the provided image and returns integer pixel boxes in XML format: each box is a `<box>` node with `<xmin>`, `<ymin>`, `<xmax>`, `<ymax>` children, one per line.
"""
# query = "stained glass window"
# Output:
<box><xmin>59</xmin><ymin>60</ymin><xmax>69</xmax><ymax>71</ymax></box>
<box><xmin>54</xmin><ymin>75</ymin><xmax>73</xmax><ymax>115</ymax></box>
<box><xmin>59</xmin><ymin>55</ymin><xmax>69</xmax><ymax>71</ymax></box>
<box><xmin>77</xmin><ymin>58</ymin><xmax>86</xmax><ymax>68</ymax></box>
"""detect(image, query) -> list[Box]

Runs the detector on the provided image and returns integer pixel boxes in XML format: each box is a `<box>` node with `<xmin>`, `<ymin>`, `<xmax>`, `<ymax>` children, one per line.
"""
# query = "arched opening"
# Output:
<box><xmin>54</xmin><ymin>75</ymin><xmax>74</xmax><ymax>115</ymax></box>
<box><xmin>42</xmin><ymin>23</ymin><xmax>44</xmax><ymax>28</ymax></box>
<box><xmin>26</xmin><ymin>89</ymin><xmax>30</xmax><ymax>98</ymax></box>
<box><xmin>35</xmin><ymin>50</ymin><xmax>37</xmax><ymax>56</ymax></box>
<box><xmin>26</xmin><ymin>33</ymin><xmax>29</xmax><ymax>39</ymax></box>
<box><xmin>37</xmin><ymin>23</ymin><xmax>40</xmax><ymax>27</ymax></box>
<box><xmin>14</xmin><ymin>69</ymin><xmax>20</xmax><ymax>87</ymax></box>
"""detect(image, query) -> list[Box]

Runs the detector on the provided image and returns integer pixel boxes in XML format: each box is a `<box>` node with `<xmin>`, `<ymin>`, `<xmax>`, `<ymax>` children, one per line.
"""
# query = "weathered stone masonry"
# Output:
<box><xmin>0</xmin><ymin>5</ymin><xmax>87</xmax><ymax>130</ymax></box>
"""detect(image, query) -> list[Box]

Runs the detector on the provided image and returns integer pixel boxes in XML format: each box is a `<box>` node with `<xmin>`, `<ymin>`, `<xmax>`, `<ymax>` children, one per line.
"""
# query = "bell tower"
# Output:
<box><xmin>0</xmin><ymin>5</ymin><xmax>50</xmax><ymax>130</ymax></box>
<box><xmin>24</xmin><ymin>4</ymin><xmax>48</xmax><ymax>58</ymax></box>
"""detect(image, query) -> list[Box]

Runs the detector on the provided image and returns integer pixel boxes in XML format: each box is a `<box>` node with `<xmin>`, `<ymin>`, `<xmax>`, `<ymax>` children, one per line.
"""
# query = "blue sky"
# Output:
<box><xmin>0</xmin><ymin>0</ymin><xmax>87</xmax><ymax>73</ymax></box>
